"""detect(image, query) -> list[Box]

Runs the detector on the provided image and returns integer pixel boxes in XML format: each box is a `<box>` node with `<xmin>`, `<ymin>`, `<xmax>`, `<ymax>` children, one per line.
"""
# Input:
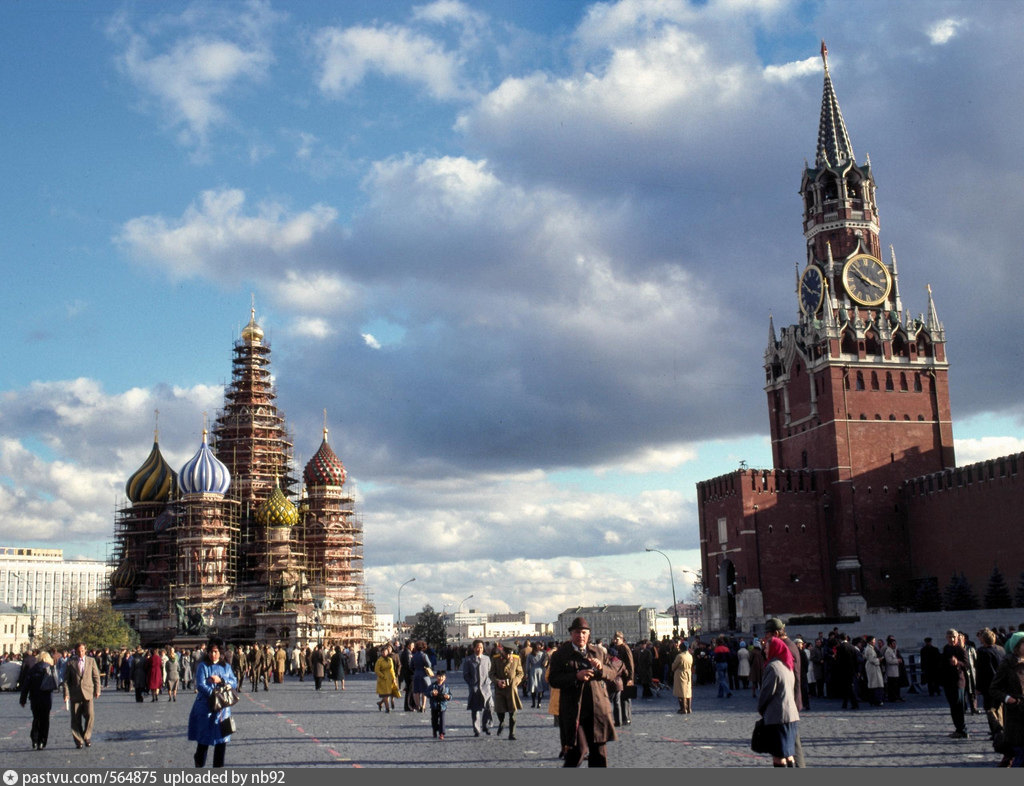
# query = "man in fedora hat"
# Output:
<box><xmin>548</xmin><ymin>617</ymin><xmax>623</xmax><ymax>767</ymax></box>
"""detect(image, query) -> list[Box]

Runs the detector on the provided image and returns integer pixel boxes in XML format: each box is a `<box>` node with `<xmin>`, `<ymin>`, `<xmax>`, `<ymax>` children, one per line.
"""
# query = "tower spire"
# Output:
<box><xmin>816</xmin><ymin>40</ymin><xmax>854</xmax><ymax>168</ymax></box>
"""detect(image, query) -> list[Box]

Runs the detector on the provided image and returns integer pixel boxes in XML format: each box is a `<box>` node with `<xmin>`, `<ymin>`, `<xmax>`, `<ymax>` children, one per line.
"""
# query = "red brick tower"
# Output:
<box><xmin>763</xmin><ymin>42</ymin><xmax>954</xmax><ymax>613</ymax></box>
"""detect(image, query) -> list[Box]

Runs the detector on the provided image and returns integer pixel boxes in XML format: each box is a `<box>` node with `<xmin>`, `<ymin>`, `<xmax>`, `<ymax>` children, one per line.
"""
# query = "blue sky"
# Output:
<box><xmin>1</xmin><ymin>0</ymin><xmax>1021</xmax><ymax>623</ymax></box>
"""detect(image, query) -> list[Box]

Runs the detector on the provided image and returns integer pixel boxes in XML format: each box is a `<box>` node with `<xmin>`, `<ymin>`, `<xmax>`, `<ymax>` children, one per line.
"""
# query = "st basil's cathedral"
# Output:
<box><xmin>109</xmin><ymin>308</ymin><xmax>374</xmax><ymax>648</ymax></box>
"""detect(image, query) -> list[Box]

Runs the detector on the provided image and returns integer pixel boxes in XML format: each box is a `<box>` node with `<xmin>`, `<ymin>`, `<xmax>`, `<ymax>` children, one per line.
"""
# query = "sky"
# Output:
<box><xmin>1</xmin><ymin>0</ymin><xmax>1022</xmax><ymax>625</ymax></box>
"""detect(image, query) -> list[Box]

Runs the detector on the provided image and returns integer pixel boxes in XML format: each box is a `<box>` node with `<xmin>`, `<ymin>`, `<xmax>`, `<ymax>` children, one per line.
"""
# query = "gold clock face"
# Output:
<box><xmin>842</xmin><ymin>254</ymin><xmax>891</xmax><ymax>306</ymax></box>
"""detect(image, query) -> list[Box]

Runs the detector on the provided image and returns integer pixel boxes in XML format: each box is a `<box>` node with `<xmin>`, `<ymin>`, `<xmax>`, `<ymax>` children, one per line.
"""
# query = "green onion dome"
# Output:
<box><xmin>125</xmin><ymin>439</ymin><xmax>177</xmax><ymax>503</ymax></box>
<box><xmin>255</xmin><ymin>484</ymin><xmax>299</xmax><ymax>528</ymax></box>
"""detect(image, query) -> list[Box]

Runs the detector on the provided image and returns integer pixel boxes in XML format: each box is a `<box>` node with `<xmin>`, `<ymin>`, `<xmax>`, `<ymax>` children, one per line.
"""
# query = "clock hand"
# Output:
<box><xmin>854</xmin><ymin>271</ymin><xmax>883</xmax><ymax>290</ymax></box>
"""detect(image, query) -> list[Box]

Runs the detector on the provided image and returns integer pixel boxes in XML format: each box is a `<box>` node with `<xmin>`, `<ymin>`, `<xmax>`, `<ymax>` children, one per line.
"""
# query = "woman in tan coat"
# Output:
<box><xmin>672</xmin><ymin>641</ymin><xmax>694</xmax><ymax>714</ymax></box>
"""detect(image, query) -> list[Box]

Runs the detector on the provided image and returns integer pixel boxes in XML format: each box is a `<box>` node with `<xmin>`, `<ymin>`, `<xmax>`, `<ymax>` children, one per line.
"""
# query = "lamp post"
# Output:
<box><xmin>397</xmin><ymin>577</ymin><xmax>416</xmax><ymax>634</ymax></box>
<box><xmin>9</xmin><ymin>571</ymin><xmax>37</xmax><ymax>648</ymax></box>
<box><xmin>458</xmin><ymin>594</ymin><xmax>474</xmax><ymax>613</ymax></box>
<box><xmin>646</xmin><ymin>548</ymin><xmax>678</xmax><ymax>637</ymax></box>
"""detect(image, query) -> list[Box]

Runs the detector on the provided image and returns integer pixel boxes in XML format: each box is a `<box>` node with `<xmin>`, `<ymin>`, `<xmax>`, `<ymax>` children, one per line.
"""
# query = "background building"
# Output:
<box><xmin>109</xmin><ymin>309</ymin><xmax>375</xmax><ymax>648</ymax></box>
<box><xmin>696</xmin><ymin>46</ymin><xmax>1023</xmax><ymax>633</ymax></box>
<box><xmin>0</xmin><ymin>547</ymin><xmax>111</xmax><ymax>644</ymax></box>
<box><xmin>556</xmin><ymin>605</ymin><xmax>659</xmax><ymax>644</ymax></box>
<box><xmin>0</xmin><ymin>601</ymin><xmax>33</xmax><ymax>655</ymax></box>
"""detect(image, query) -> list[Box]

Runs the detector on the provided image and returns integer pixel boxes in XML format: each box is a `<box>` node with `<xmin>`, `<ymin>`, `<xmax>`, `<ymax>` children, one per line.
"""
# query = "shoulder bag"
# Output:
<box><xmin>750</xmin><ymin>718</ymin><xmax>773</xmax><ymax>754</ymax></box>
<box><xmin>209</xmin><ymin>683</ymin><xmax>239</xmax><ymax>712</ymax></box>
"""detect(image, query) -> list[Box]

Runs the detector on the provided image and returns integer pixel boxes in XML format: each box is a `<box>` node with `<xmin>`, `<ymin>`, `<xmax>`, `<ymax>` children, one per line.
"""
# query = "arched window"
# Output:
<box><xmin>871</xmin><ymin>371</ymin><xmax>879</xmax><ymax>390</ymax></box>
<box><xmin>886</xmin><ymin>373</ymin><xmax>894</xmax><ymax>391</ymax></box>
<box><xmin>900</xmin><ymin>373</ymin><xmax>908</xmax><ymax>391</ymax></box>
<box><xmin>856</xmin><ymin>372</ymin><xmax>865</xmax><ymax>390</ymax></box>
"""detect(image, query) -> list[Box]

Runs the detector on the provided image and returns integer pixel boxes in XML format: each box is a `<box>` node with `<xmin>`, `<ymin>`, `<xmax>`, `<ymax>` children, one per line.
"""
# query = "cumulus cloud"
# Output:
<box><xmin>955</xmin><ymin>436</ymin><xmax>1024</xmax><ymax>467</ymax></box>
<box><xmin>116</xmin><ymin>189</ymin><xmax>340</xmax><ymax>283</ymax></box>
<box><xmin>764</xmin><ymin>55</ymin><xmax>820</xmax><ymax>83</ymax></box>
<box><xmin>362</xmin><ymin>333</ymin><xmax>382</xmax><ymax>349</ymax></box>
<box><xmin>109</xmin><ymin>1</ymin><xmax>279</xmax><ymax>151</ymax></box>
<box><xmin>313</xmin><ymin>23</ymin><xmax>474</xmax><ymax>101</ymax></box>
<box><xmin>927</xmin><ymin>18</ymin><xmax>964</xmax><ymax>45</ymax></box>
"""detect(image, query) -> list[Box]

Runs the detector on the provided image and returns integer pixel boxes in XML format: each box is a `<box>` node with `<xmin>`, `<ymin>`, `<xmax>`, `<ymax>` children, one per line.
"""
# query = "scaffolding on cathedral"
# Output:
<box><xmin>110</xmin><ymin>308</ymin><xmax>375</xmax><ymax>648</ymax></box>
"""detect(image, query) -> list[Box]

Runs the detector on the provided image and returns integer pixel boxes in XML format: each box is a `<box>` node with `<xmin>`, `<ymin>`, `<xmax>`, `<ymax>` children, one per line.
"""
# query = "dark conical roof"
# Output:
<box><xmin>815</xmin><ymin>41</ymin><xmax>854</xmax><ymax>168</ymax></box>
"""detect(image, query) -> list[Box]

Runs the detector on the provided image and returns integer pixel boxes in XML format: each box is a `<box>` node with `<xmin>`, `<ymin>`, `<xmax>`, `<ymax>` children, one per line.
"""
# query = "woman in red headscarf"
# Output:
<box><xmin>756</xmin><ymin>637</ymin><xmax>799</xmax><ymax>766</ymax></box>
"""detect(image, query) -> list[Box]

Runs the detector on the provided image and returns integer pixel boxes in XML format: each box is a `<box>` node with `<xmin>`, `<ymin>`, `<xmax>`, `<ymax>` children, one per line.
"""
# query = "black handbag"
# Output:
<box><xmin>219</xmin><ymin>715</ymin><xmax>236</xmax><ymax>736</ymax></box>
<box><xmin>750</xmin><ymin>718</ymin><xmax>773</xmax><ymax>754</ymax></box>
<box><xmin>208</xmin><ymin>684</ymin><xmax>239</xmax><ymax>712</ymax></box>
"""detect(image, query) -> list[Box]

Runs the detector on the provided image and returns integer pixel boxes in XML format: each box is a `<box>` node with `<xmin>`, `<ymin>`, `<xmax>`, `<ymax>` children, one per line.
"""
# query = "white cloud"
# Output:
<box><xmin>764</xmin><ymin>56</ymin><xmax>819</xmax><ymax>83</ymax></box>
<box><xmin>110</xmin><ymin>2</ymin><xmax>277</xmax><ymax>150</ymax></box>
<box><xmin>116</xmin><ymin>189</ymin><xmax>340</xmax><ymax>282</ymax></box>
<box><xmin>289</xmin><ymin>317</ymin><xmax>333</xmax><ymax>340</ymax></box>
<box><xmin>277</xmin><ymin>270</ymin><xmax>356</xmax><ymax>313</ymax></box>
<box><xmin>954</xmin><ymin>436</ymin><xmax>1024</xmax><ymax>466</ymax></box>
<box><xmin>314</xmin><ymin>23</ymin><xmax>473</xmax><ymax>101</ymax></box>
<box><xmin>362</xmin><ymin>333</ymin><xmax>382</xmax><ymax>349</ymax></box>
<box><xmin>927</xmin><ymin>18</ymin><xmax>964</xmax><ymax>45</ymax></box>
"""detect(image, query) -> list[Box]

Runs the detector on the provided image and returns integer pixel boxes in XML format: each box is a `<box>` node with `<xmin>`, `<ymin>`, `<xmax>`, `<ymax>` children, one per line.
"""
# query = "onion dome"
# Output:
<box><xmin>110</xmin><ymin>560</ymin><xmax>137</xmax><ymax>589</ymax></box>
<box><xmin>125</xmin><ymin>439</ymin><xmax>177</xmax><ymax>503</ymax></box>
<box><xmin>241</xmin><ymin>305</ymin><xmax>264</xmax><ymax>344</ymax></box>
<box><xmin>303</xmin><ymin>427</ymin><xmax>347</xmax><ymax>487</ymax></box>
<box><xmin>255</xmin><ymin>484</ymin><xmax>299</xmax><ymax>528</ymax></box>
<box><xmin>178</xmin><ymin>430</ymin><xmax>231</xmax><ymax>496</ymax></box>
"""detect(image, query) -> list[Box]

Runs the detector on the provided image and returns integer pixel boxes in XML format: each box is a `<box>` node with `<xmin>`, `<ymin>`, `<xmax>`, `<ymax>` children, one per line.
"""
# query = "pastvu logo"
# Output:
<box><xmin>3</xmin><ymin>770</ymin><xmax>18</xmax><ymax>785</ymax></box>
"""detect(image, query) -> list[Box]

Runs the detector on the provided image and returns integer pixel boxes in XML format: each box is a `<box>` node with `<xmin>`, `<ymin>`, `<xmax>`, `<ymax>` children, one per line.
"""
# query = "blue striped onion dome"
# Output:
<box><xmin>303</xmin><ymin>432</ymin><xmax>347</xmax><ymax>487</ymax></box>
<box><xmin>255</xmin><ymin>484</ymin><xmax>299</xmax><ymax>527</ymax></box>
<box><xmin>178</xmin><ymin>431</ymin><xmax>231</xmax><ymax>496</ymax></box>
<box><xmin>125</xmin><ymin>440</ymin><xmax>177</xmax><ymax>503</ymax></box>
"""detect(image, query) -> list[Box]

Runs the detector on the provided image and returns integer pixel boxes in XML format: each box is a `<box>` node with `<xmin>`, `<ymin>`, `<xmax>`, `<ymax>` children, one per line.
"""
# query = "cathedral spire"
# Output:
<box><xmin>925</xmin><ymin>284</ymin><xmax>944</xmax><ymax>339</ymax></box>
<box><xmin>816</xmin><ymin>40</ymin><xmax>855</xmax><ymax>168</ymax></box>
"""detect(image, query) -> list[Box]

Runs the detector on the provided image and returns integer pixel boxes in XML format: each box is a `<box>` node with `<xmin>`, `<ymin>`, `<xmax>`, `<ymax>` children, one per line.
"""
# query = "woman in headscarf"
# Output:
<box><xmin>749</xmin><ymin>640</ymin><xmax>765</xmax><ymax>697</ymax></box>
<box><xmin>990</xmin><ymin>631</ymin><xmax>1024</xmax><ymax>766</ymax></box>
<box><xmin>187</xmin><ymin>637</ymin><xmax>238</xmax><ymax>768</ymax></box>
<box><xmin>147</xmin><ymin>648</ymin><xmax>164</xmax><ymax>702</ymax></box>
<box><xmin>671</xmin><ymin>641</ymin><xmax>694</xmax><ymax>714</ymax></box>
<box><xmin>756</xmin><ymin>637</ymin><xmax>799</xmax><ymax>767</ymax></box>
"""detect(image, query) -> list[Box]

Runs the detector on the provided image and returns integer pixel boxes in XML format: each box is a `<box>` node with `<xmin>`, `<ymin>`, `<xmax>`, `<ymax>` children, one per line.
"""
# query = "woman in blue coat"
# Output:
<box><xmin>188</xmin><ymin>637</ymin><xmax>238</xmax><ymax>768</ymax></box>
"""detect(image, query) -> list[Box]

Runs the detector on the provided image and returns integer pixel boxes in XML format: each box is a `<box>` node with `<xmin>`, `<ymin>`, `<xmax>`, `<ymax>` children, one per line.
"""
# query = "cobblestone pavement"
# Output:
<box><xmin>0</xmin><ymin>675</ymin><xmax>1005</xmax><ymax>768</ymax></box>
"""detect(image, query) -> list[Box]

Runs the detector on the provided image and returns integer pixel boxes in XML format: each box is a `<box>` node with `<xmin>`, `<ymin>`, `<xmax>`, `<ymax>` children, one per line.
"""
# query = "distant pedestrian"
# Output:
<box><xmin>671</xmin><ymin>641</ymin><xmax>693</xmax><ymax>714</ymax></box>
<box><xmin>374</xmin><ymin>644</ymin><xmax>400</xmax><ymax>712</ymax></box>
<box><xmin>942</xmin><ymin>628</ymin><xmax>970</xmax><ymax>739</ymax></box>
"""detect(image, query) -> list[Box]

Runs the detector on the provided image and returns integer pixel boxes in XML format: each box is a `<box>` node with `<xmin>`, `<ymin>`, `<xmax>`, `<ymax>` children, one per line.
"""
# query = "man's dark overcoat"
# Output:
<box><xmin>547</xmin><ymin>641</ymin><xmax>623</xmax><ymax>744</ymax></box>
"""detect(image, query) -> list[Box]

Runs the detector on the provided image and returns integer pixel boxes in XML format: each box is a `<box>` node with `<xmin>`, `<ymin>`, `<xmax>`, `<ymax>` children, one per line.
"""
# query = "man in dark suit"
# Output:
<box><xmin>548</xmin><ymin>617</ymin><xmax>623</xmax><ymax>768</ymax></box>
<box><xmin>63</xmin><ymin>642</ymin><xmax>101</xmax><ymax>748</ymax></box>
<box><xmin>461</xmin><ymin>639</ymin><xmax>494</xmax><ymax>736</ymax></box>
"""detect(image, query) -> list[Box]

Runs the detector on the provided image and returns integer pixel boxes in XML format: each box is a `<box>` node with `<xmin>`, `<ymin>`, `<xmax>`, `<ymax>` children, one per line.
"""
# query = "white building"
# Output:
<box><xmin>0</xmin><ymin>547</ymin><xmax>112</xmax><ymax>641</ymax></box>
<box><xmin>556</xmin><ymin>605</ymin><xmax>661</xmax><ymax>645</ymax></box>
<box><xmin>371</xmin><ymin>613</ymin><xmax>397</xmax><ymax>644</ymax></box>
<box><xmin>0</xmin><ymin>601</ymin><xmax>32</xmax><ymax>655</ymax></box>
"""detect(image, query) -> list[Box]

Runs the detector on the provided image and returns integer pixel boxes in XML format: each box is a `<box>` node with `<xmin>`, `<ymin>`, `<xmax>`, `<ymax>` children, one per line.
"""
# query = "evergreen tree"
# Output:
<box><xmin>1015</xmin><ymin>572</ymin><xmax>1024</xmax><ymax>608</ymax></box>
<box><xmin>943</xmin><ymin>572</ymin><xmax>979</xmax><ymax>611</ymax></box>
<box><xmin>985</xmin><ymin>566</ymin><xmax>1013</xmax><ymax>609</ymax></box>
<box><xmin>409</xmin><ymin>604</ymin><xmax>447</xmax><ymax>651</ymax></box>
<box><xmin>912</xmin><ymin>577</ymin><xmax>942</xmax><ymax>612</ymax></box>
<box><xmin>65</xmin><ymin>598</ymin><xmax>140</xmax><ymax>650</ymax></box>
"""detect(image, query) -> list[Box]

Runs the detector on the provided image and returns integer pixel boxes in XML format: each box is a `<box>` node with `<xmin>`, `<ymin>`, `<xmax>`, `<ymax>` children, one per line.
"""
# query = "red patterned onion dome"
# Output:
<box><xmin>255</xmin><ymin>484</ymin><xmax>298</xmax><ymax>527</ymax></box>
<box><xmin>303</xmin><ymin>429</ymin><xmax>347</xmax><ymax>487</ymax></box>
<box><xmin>125</xmin><ymin>439</ymin><xmax>177</xmax><ymax>503</ymax></box>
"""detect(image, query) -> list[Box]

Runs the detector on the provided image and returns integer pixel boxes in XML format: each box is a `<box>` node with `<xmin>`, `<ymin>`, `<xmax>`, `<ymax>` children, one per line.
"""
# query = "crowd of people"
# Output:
<box><xmin>8</xmin><ymin>619</ymin><xmax>1024</xmax><ymax>768</ymax></box>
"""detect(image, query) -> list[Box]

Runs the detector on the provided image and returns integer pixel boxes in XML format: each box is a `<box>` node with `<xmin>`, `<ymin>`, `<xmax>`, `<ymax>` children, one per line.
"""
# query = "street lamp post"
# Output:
<box><xmin>397</xmin><ymin>578</ymin><xmax>416</xmax><ymax>635</ymax></box>
<box><xmin>10</xmin><ymin>571</ymin><xmax>37</xmax><ymax>648</ymax></box>
<box><xmin>458</xmin><ymin>594</ymin><xmax>474</xmax><ymax>613</ymax></box>
<box><xmin>646</xmin><ymin>548</ymin><xmax>679</xmax><ymax>637</ymax></box>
